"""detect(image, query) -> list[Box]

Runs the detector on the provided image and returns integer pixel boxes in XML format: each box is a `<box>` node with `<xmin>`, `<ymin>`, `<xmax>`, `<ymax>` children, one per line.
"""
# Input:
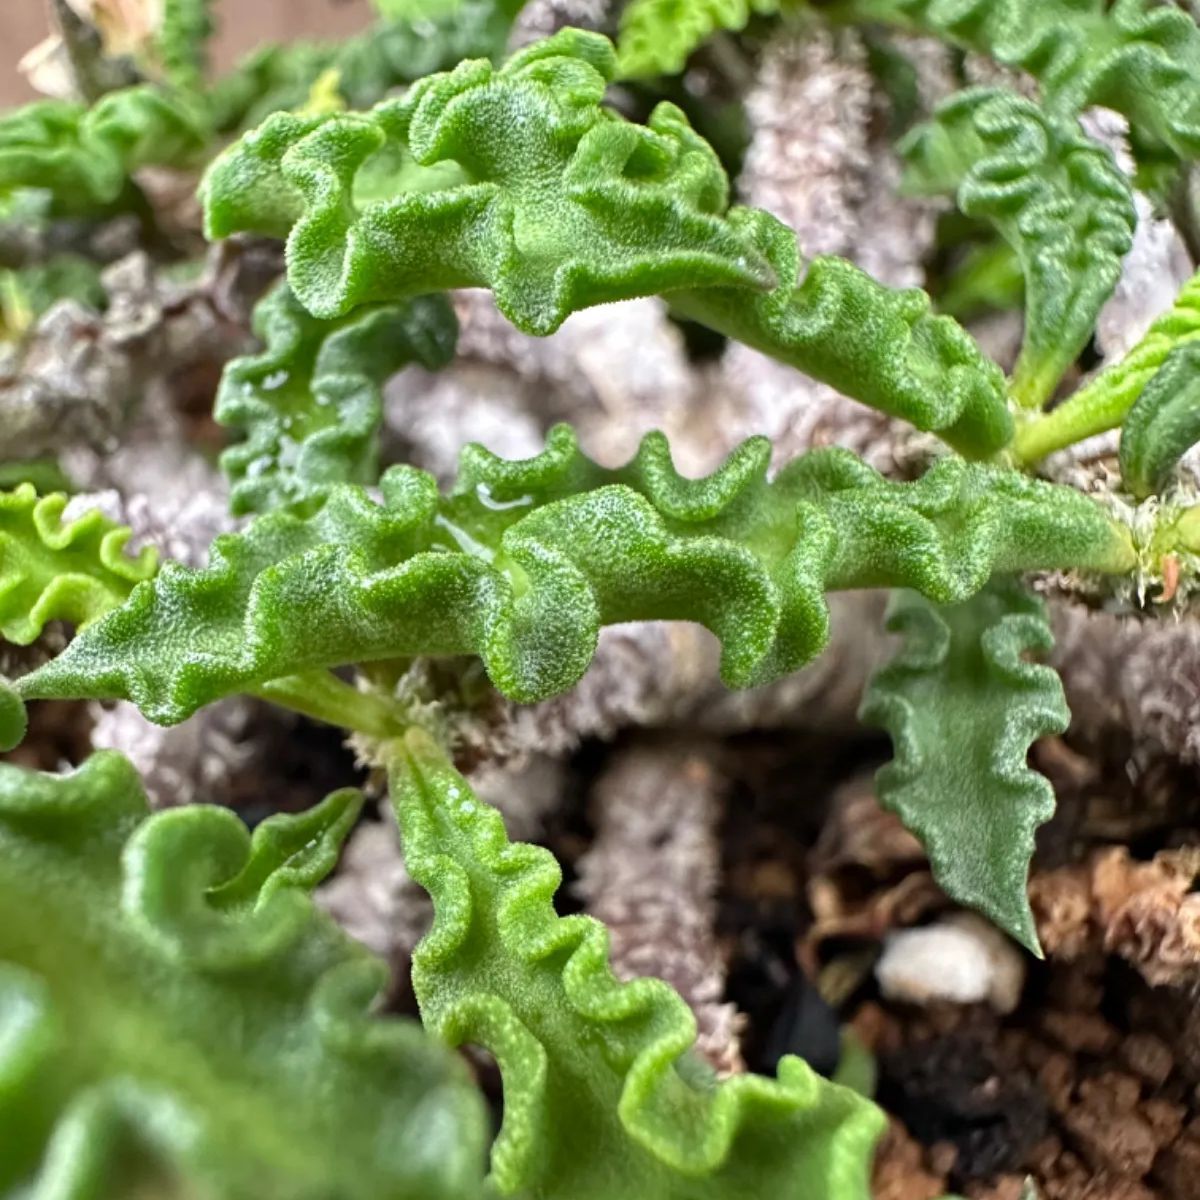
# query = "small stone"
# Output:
<box><xmin>876</xmin><ymin>915</ymin><xmax>1026</xmax><ymax>1013</ymax></box>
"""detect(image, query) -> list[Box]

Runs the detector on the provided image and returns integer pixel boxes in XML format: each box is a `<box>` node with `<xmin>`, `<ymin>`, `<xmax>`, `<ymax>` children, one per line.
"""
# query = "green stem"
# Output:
<box><xmin>252</xmin><ymin>669</ymin><xmax>403</xmax><ymax>739</ymax></box>
<box><xmin>1010</xmin><ymin>354</ymin><xmax>1063</xmax><ymax>414</ymax></box>
<box><xmin>1012</xmin><ymin>273</ymin><xmax>1200</xmax><ymax>467</ymax></box>
<box><xmin>1011</xmin><ymin>365</ymin><xmax>1154</xmax><ymax>466</ymax></box>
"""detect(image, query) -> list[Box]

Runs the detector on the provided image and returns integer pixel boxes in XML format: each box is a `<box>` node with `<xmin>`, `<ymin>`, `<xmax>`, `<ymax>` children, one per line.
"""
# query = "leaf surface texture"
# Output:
<box><xmin>201</xmin><ymin>30</ymin><xmax>1013</xmax><ymax>455</ymax></box>
<box><xmin>860</xmin><ymin>580</ymin><xmax>1068</xmax><ymax>950</ymax></box>
<box><xmin>17</xmin><ymin>427</ymin><xmax>1132</xmax><ymax>723</ymax></box>
<box><xmin>0</xmin><ymin>487</ymin><xmax>157</xmax><ymax>647</ymax></box>
<box><xmin>0</xmin><ymin>753</ymin><xmax>487</xmax><ymax>1199</ymax></box>
<box><xmin>391</xmin><ymin>729</ymin><xmax>885</xmax><ymax>1198</ymax></box>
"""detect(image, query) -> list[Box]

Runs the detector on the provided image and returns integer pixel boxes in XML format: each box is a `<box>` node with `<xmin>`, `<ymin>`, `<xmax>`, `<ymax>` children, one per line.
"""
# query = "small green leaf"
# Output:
<box><xmin>391</xmin><ymin>728</ymin><xmax>885</xmax><ymax>1198</ymax></box>
<box><xmin>860</xmin><ymin>580</ymin><xmax>1068</xmax><ymax>952</ymax></box>
<box><xmin>0</xmin><ymin>753</ymin><xmax>487</xmax><ymax>1198</ymax></box>
<box><xmin>157</xmin><ymin>0</ymin><xmax>214</xmax><ymax>92</ymax></box>
<box><xmin>17</xmin><ymin>427</ymin><xmax>1132</xmax><ymax>723</ymax></box>
<box><xmin>616</xmin><ymin>0</ymin><xmax>781</xmax><ymax>79</ymax></box>
<box><xmin>827</xmin><ymin>0</ymin><xmax>1200</xmax><ymax>160</ymax></box>
<box><xmin>0</xmin><ymin>486</ymin><xmax>157</xmax><ymax>647</ymax></box>
<box><xmin>0</xmin><ymin>88</ymin><xmax>208</xmax><ymax>214</ymax></box>
<box><xmin>1119</xmin><ymin>340</ymin><xmax>1200</xmax><ymax>499</ymax></box>
<box><xmin>902</xmin><ymin>88</ymin><xmax>1134</xmax><ymax>409</ymax></box>
<box><xmin>201</xmin><ymin>29</ymin><xmax>1013</xmax><ymax>455</ymax></box>
<box><xmin>218</xmin><ymin>283</ymin><xmax>457</xmax><ymax>514</ymax></box>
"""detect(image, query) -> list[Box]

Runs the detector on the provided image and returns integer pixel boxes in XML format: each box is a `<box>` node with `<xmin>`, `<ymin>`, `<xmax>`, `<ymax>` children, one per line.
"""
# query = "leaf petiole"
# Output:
<box><xmin>252</xmin><ymin>669</ymin><xmax>406</xmax><ymax>739</ymax></box>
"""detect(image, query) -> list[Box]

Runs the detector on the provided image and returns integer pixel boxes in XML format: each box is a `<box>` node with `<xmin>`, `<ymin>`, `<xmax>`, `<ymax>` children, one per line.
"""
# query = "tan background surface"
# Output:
<box><xmin>0</xmin><ymin>0</ymin><xmax>376</xmax><ymax>103</ymax></box>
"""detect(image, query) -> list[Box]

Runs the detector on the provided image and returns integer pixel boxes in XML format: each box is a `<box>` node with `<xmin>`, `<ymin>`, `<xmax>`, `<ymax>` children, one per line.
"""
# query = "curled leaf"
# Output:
<box><xmin>391</xmin><ymin>728</ymin><xmax>885</xmax><ymax>1197</ymax></box>
<box><xmin>830</xmin><ymin>0</ymin><xmax>1200</xmax><ymax>160</ymax></box>
<box><xmin>1119</xmin><ymin>340</ymin><xmax>1200</xmax><ymax>499</ymax></box>
<box><xmin>902</xmin><ymin>88</ymin><xmax>1134</xmax><ymax>409</ymax></box>
<box><xmin>218</xmin><ymin>283</ymin><xmax>457</xmax><ymax>514</ymax></box>
<box><xmin>0</xmin><ymin>752</ymin><xmax>487</xmax><ymax>1198</ymax></box>
<box><xmin>201</xmin><ymin>29</ymin><xmax>1012</xmax><ymax>454</ymax></box>
<box><xmin>860</xmin><ymin>580</ymin><xmax>1068</xmax><ymax>952</ymax></box>
<box><xmin>17</xmin><ymin>425</ymin><xmax>1132</xmax><ymax>723</ymax></box>
<box><xmin>0</xmin><ymin>485</ymin><xmax>157</xmax><ymax>647</ymax></box>
<box><xmin>156</xmin><ymin>0</ymin><xmax>214</xmax><ymax>91</ymax></box>
<box><xmin>616</xmin><ymin>0</ymin><xmax>780</xmax><ymax>79</ymax></box>
<box><xmin>0</xmin><ymin>87</ymin><xmax>208</xmax><ymax>212</ymax></box>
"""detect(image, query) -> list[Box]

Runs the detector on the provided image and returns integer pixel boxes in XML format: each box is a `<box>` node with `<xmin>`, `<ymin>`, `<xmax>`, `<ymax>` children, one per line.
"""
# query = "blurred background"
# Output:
<box><xmin>0</xmin><ymin>0</ymin><xmax>375</xmax><ymax>103</ymax></box>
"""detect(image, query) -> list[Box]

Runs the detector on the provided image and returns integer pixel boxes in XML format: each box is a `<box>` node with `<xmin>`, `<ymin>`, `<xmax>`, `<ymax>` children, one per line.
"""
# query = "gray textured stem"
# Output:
<box><xmin>575</xmin><ymin>740</ymin><xmax>745</xmax><ymax>1075</ymax></box>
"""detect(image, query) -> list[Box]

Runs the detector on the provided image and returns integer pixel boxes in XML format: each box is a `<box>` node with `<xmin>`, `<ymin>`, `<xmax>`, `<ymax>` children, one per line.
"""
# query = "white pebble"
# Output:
<box><xmin>875</xmin><ymin>914</ymin><xmax>1026</xmax><ymax>1013</ymax></box>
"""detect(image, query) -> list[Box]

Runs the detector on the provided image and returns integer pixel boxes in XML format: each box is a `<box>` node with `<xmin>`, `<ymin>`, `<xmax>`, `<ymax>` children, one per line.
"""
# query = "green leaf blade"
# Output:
<box><xmin>1119</xmin><ymin>340</ymin><xmax>1200</xmax><ymax>499</ymax></box>
<box><xmin>201</xmin><ymin>30</ymin><xmax>1012</xmax><ymax>453</ymax></box>
<box><xmin>0</xmin><ymin>753</ymin><xmax>487</xmax><ymax>1199</ymax></box>
<box><xmin>829</xmin><ymin>0</ymin><xmax>1200</xmax><ymax>160</ymax></box>
<box><xmin>392</xmin><ymin>729</ymin><xmax>885</xmax><ymax>1199</ymax></box>
<box><xmin>1014</xmin><ymin>267</ymin><xmax>1200</xmax><ymax>464</ymax></box>
<box><xmin>157</xmin><ymin>0</ymin><xmax>214</xmax><ymax>92</ymax></box>
<box><xmin>217</xmin><ymin>283</ymin><xmax>458</xmax><ymax>514</ymax></box>
<box><xmin>0</xmin><ymin>88</ymin><xmax>208</xmax><ymax>213</ymax></box>
<box><xmin>860</xmin><ymin>580</ymin><xmax>1069</xmax><ymax>951</ymax></box>
<box><xmin>615</xmin><ymin>0</ymin><xmax>780</xmax><ymax>79</ymax></box>
<box><xmin>902</xmin><ymin>87</ymin><xmax>1135</xmax><ymax>410</ymax></box>
<box><xmin>16</xmin><ymin>429</ymin><xmax>1132</xmax><ymax>723</ymax></box>
<box><xmin>0</xmin><ymin>486</ymin><xmax>158</xmax><ymax>648</ymax></box>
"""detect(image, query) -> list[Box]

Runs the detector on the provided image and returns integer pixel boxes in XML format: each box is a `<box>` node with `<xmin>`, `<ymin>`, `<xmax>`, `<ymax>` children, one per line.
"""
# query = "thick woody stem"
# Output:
<box><xmin>575</xmin><ymin>740</ymin><xmax>746</xmax><ymax>1075</ymax></box>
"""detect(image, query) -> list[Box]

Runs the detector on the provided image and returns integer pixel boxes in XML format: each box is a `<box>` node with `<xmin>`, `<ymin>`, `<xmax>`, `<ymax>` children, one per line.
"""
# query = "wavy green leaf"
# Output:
<box><xmin>616</xmin><ymin>0</ymin><xmax>781</xmax><ymax>79</ymax></box>
<box><xmin>1119</xmin><ymin>340</ymin><xmax>1200</xmax><ymax>499</ymax></box>
<box><xmin>902</xmin><ymin>88</ymin><xmax>1134</xmax><ymax>410</ymax></box>
<box><xmin>17</xmin><ymin>425</ymin><xmax>1133</xmax><ymax>724</ymax></box>
<box><xmin>210</xmin><ymin>42</ymin><xmax>332</xmax><ymax>134</ymax></box>
<box><xmin>0</xmin><ymin>88</ymin><xmax>208</xmax><ymax>213</ymax></box>
<box><xmin>860</xmin><ymin>580</ymin><xmax>1067</xmax><ymax>951</ymax></box>
<box><xmin>0</xmin><ymin>486</ymin><xmax>157</xmax><ymax>647</ymax></box>
<box><xmin>201</xmin><ymin>29</ymin><xmax>1013</xmax><ymax>455</ymax></box>
<box><xmin>157</xmin><ymin>0</ymin><xmax>214</xmax><ymax>91</ymax></box>
<box><xmin>218</xmin><ymin>283</ymin><xmax>457</xmax><ymax>514</ymax></box>
<box><xmin>1013</xmin><ymin>268</ymin><xmax>1200</xmax><ymax>464</ymax></box>
<box><xmin>828</xmin><ymin>0</ymin><xmax>1200</xmax><ymax>160</ymax></box>
<box><xmin>391</xmin><ymin>728</ymin><xmax>885</xmax><ymax>1197</ymax></box>
<box><xmin>211</xmin><ymin>2</ymin><xmax>526</xmax><ymax>135</ymax></box>
<box><xmin>0</xmin><ymin>752</ymin><xmax>487</xmax><ymax>1198</ymax></box>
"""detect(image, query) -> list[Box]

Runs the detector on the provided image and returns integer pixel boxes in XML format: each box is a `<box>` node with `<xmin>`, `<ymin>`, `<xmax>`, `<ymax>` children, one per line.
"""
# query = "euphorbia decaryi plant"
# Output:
<box><xmin>3</xmin><ymin>0</ymin><xmax>1200</xmax><ymax>1194</ymax></box>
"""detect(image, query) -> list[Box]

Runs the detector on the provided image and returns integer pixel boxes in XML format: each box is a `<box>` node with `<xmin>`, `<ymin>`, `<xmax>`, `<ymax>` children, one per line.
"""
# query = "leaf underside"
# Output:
<box><xmin>860</xmin><ymin>579</ymin><xmax>1069</xmax><ymax>951</ymax></box>
<box><xmin>217</xmin><ymin>282</ymin><xmax>457</xmax><ymax>514</ymax></box>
